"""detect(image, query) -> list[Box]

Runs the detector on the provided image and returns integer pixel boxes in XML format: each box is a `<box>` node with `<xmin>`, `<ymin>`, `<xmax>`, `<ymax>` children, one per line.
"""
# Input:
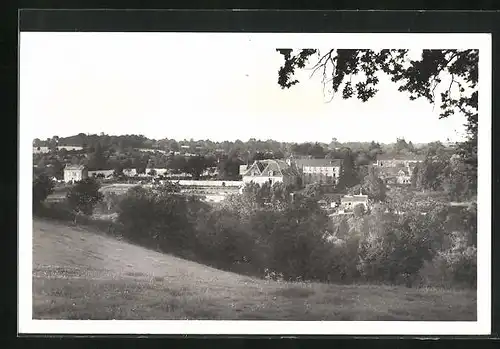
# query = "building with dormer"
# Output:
<box><xmin>241</xmin><ymin>159</ymin><xmax>301</xmax><ymax>187</ymax></box>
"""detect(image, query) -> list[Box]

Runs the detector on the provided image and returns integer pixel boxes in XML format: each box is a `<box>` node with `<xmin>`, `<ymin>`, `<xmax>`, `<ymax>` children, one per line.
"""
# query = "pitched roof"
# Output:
<box><xmin>323</xmin><ymin>193</ymin><xmax>343</xmax><ymax>202</ymax></box>
<box><xmin>294</xmin><ymin>158</ymin><xmax>342</xmax><ymax>168</ymax></box>
<box><xmin>376</xmin><ymin>153</ymin><xmax>425</xmax><ymax>161</ymax></box>
<box><xmin>64</xmin><ymin>164</ymin><xmax>86</xmax><ymax>170</ymax></box>
<box><xmin>242</xmin><ymin>159</ymin><xmax>300</xmax><ymax>177</ymax></box>
<box><xmin>378</xmin><ymin>167</ymin><xmax>404</xmax><ymax>176</ymax></box>
<box><xmin>379</xmin><ymin>167</ymin><xmax>412</xmax><ymax>177</ymax></box>
<box><xmin>341</xmin><ymin>195</ymin><xmax>368</xmax><ymax>202</ymax></box>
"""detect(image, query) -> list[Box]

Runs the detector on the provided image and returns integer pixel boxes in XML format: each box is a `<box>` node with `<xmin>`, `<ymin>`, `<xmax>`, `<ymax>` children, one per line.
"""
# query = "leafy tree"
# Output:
<box><xmin>309</xmin><ymin>143</ymin><xmax>326</xmax><ymax>159</ymax></box>
<box><xmin>185</xmin><ymin>156</ymin><xmax>207</xmax><ymax>180</ymax></box>
<box><xmin>394</xmin><ymin>138</ymin><xmax>409</xmax><ymax>153</ymax></box>
<box><xmin>217</xmin><ymin>155</ymin><xmax>242</xmax><ymax>180</ymax></box>
<box><xmin>88</xmin><ymin>142</ymin><xmax>107</xmax><ymax>170</ymax></box>
<box><xmin>147</xmin><ymin>169</ymin><xmax>157</xmax><ymax>176</ymax></box>
<box><xmin>66</xmin><ymin>177</ymin><xmax>103</xmax><ymax>219</ymax></box>
<box><xmin>113</xmin><ymin>165</ymin><xmax>124</xmax><ymax>179</ymax></box>
<box><xmin>353</xmin><ymin>203</ymin><xmax>366</xmax><ymax>218</ymax></box>
<box><xmin>33</xmin><ymin>173</ymin><xmax>54</xmax><ymax>211</ymax></box>
<box><xmin>442</xmin><ymin>156</ymin><xmax>470</xmax><ymax>201</ymax></box>
<box><xmin>45</xmin><ymin>159</ymin><xmax>64</xmax><ymax>179</ymax></box>
<box><xmin>117</xmin><ymin>184</ymin><xmax>194</xmax><ymax>252</ymax></box>
<box><xmin>413</xmin><ymin>157</ymin><xmax>448</xmax><ymax>192</ymax></box>
<box><xmin>356</xmin><ymin>166</ymin><xmax>386</xmax><ymax>202</ymax></box>
<box><xmin>277</xmin><ymin>48</ymin><xmax>478</xmax><ymax>192</ymax></box>
<box><xmin>336</xmin><ymin>149</ymin><xmax>360</xmax><ymax>191</ymax></box>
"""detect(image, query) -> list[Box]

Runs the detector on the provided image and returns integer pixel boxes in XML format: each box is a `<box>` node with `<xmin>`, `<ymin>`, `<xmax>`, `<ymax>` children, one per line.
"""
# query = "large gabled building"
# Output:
<box><xmin>292</xmin><ymin>157</ymin><xmax>342</xmax><ymax>185</ymax></box>
<box><xmin>241</xmin><ymin>159</ymin><xmax>301</xmax><ymax>187</ymax></box>
<box><xmin>375</xmin><ymin>153</ymin><xmax>425</xmax><ymax>168</ymax></box>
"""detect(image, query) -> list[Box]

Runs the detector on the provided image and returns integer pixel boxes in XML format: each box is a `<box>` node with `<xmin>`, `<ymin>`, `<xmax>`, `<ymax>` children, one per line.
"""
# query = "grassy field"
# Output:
<box><xmin>32</xmin><ymin>218</ymin><xmax>477</xmax><ymax>320</ymax></box>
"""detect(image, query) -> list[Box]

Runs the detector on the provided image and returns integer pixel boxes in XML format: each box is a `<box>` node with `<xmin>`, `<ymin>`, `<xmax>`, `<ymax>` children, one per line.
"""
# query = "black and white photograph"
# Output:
<box><xmin>19</xmin><ymin>30</ymin><xmax>491</xmax><ymax>335</ymax></box>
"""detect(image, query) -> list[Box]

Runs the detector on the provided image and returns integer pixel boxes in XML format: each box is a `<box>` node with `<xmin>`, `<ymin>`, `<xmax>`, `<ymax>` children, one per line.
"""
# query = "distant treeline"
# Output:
<box><xmin>34</xmin><ymin>134</ymin><xmax>453</xmax><ymax>159</ymax></box>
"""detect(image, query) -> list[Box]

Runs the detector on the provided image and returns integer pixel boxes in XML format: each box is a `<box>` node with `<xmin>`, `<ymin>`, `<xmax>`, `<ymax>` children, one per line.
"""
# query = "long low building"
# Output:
<box><xmin>177</xmin><ymin>180</ymin><xmax>243</xmax><ymax>187</ymax></box>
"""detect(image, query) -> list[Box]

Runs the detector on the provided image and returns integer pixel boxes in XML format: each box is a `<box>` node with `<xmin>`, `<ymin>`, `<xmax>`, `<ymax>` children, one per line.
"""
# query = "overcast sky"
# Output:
<box><xmin>20</xmin><ymin>32</ymin><xmax>469</xmax><ymax>144</ymax></box>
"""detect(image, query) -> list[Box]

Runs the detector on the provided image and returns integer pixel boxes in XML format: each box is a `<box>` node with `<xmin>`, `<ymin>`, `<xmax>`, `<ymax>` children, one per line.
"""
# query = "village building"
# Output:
<box><xmin>64</xmin><ymin>164</ymin><xmax>88</xmax><ymax>183</ymax></box>
<box><xmin>376</xmin><ymin>164</ymin><xmax>414</xmax><ymax>186</ymax></box>
<box><xmin>122</xmin><ymin>168</ymin><xmax>137</xmax><ymax>177</ymax></box>
<box><xmin>88</xmin><ymin>169</ymin><xmax>114</xmax><ymax>178</ymax></box>
<box><xmin>338</xmin><ymin>189</ymin><xmax>369</xmax><ymax>213</ymax></box>
<box><xmin>396</xmin><ymin>169</ymin><xmax>412</xmax><ymax>185</ymax></box>
<box><xmin>33</xmin><ymin>145</ymin><xmax>84</xmax><ymax>154</ymax></box>
<box><xmin>291</xmin><ymin>157</ymin><xmax>342</xmax><ymax>185</ymax></box>
<box><xmin>57</xmin><ymin>145</ymin><xmax>83</xmax><ymax>152</ymax></box>
<box><xmin>374</xmin><ymin>153</ymin><xmax>424</xmax><ymax>168</ymax></box>
<box><xmin>241</xmin><ymin>159</ymin><xmax>301</xmax><ymax>187</ymax></box>
<box><xmin>33</xmin><ymin>146</ymin><xmax>51</xmax><ymax>154</ymax></box>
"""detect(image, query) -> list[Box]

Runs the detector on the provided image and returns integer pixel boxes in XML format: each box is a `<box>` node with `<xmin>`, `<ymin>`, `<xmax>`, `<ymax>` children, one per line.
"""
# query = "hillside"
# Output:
<box><xmin>33</xmin><ymin>218</ymin><xmax>476</xmax><ymax>320</ymax></box>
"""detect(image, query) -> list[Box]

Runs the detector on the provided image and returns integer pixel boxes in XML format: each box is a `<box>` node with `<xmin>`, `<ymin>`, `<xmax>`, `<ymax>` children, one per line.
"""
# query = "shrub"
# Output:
<box><xmin>264</xmin><ymin>206</ymin><xmax>331</xmax><ymax>281</ymax></box>
<box><xmin>194</xmin><ymin>208</ymin><xmax>257</xmax><ymax>271</ymax></box>
<box><xmin>117</xmin><ymin>184</ymin><xmax>197</xmax><ymax>254</ymax></box>
<box><xmin>356</xmin><ymin>212</ymin><xmax>436</xmax><ymax>287</ymax></box>
<box><xmin>353</xmin><ymin>203</ymin><xmax>366</xmax><ymax>217</ymax></box>
<box><xmin>66</xmin><ymin>177</ymin><xmax>104</xmax><ymax>219</ymax></box>
<box><xmin>99</xmin><ymin>192</ymin><xmax>124</xmax><ymax>213</ymax></box>
<box><xmin>419</xmin><ymin>231</ymin><xmax>477</xmax><ymax>289</ymax></box>
<box><xmin>33</xmin><ymin>173</ymin><xmax>54</xmax><ymax>211</ymax></box>
<box><xmin>35</xmin><ymin>201</ymin><xmax>75</xmax><ymax>221</ymax></box>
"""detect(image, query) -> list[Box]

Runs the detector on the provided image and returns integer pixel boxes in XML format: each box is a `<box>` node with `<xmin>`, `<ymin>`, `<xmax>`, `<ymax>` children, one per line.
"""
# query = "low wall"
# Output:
<box><xmin>177</xmin><ymin>180</ymin><xmax>243</xmax><ymax>187</ymax></box>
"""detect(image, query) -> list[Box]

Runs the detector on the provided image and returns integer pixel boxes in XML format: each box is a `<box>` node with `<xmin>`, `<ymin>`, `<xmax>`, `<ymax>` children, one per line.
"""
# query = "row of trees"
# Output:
<box><xmin>410</xmin><ymin>150</ymin><xmax>476</xmax><ymax>201</ymax></box>
<box><xmin>35</xmin><ymin>133</ymin><xmax>439</xmax><ymax>164</ymax></box>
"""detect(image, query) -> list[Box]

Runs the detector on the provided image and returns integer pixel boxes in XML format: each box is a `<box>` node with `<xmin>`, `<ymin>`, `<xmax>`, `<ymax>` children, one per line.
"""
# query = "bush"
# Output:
<box><xmin>263</xmin><ymin>206</ymin><xmax>331</xmax><ymax>281</ymax></box>
<box><xmin>35</xmin><ymin>201</ymin><xmax>75</xmax><ymax>221</ymax></box>
<box><xmin>117</xmin><ymin>184</ymin><xmax>197</xmax><ymax>254</ymax></box>
<box><xmin>356</xmin><ymin>212</ymin><xmax>436</xmax><ymax>287</ymax></box>
<box><xmin>33</xmin><ymin>173</ymin><xmax>54</xmax><ymax>211</ymax></box>
<box><xmin>98</xmin><ymin>192</ymin><xmax>124</xmax><ymax>213</ymax></box>
<box><xmin>194</xmin><ymin>208</ymin><xmax>257</xmax><ymax>271</ymax></box>
<box><xmin>419</xmin><ymin>231</ymin><xmax>477</xmax><ymax>289</ymax></box>
<box><xmin>66</xmin><ymin>177</ymin><xmax>104</xmax><ymax>218</ymax></box>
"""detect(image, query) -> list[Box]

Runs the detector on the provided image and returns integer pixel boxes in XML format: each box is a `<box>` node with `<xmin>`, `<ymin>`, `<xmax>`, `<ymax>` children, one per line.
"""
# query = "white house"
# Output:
<box><xmin>339</xmin><ymin>189</ymin><xmax>369</xmax><ymax>212</ymax></box>
<box><xmin>241</xmin><ymin>159</ymin><xmax>301</xmax><ymax>187</ymax></box>
<box><xmin>64</xmin><ymin>164</ymin><xmax>88</xmax><ymax>183</ymax></box>
<box><xmin>375</xmin><ymin>153</ymin><xmax>424</xmax><ymax>168</ymax></box>
<box><xmin>292</xmin><ymin>158</ymin><xmax>342</xmax><ymax>185</ymax></box>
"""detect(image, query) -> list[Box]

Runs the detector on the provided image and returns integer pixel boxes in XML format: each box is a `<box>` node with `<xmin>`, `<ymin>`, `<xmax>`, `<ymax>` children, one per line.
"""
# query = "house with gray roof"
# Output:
<box><xmin>339</xmin><ymin>189</ymin><xmax>369</xmax><ymax>213</ymax></box>
<box><xmin>375</xmin><ymin>153</ymin><xmax>425</xmax><ymax>168</ymax></box>
<box><xmin>241</xmin><ymin>159</ymin><xmax>301</xmax><ymax>187</ymax></box>
<box><xmin>292</xmin><ymin>157</ymin><xmax>342</xmax><ymax>185</ymax></box>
